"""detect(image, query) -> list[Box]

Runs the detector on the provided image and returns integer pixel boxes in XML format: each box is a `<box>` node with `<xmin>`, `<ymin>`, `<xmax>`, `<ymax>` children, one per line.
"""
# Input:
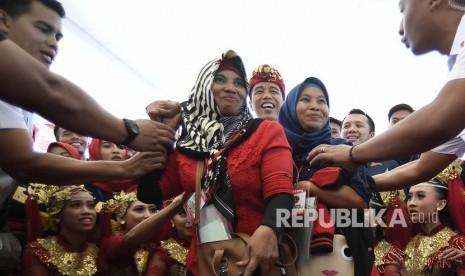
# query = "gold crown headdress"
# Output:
<box><xmin>29</xmin><ymin>184</ymin><xmax>90</xmax><ymax>215</ymax></box>
<box><xmin>101</xmin><ymin>191</ymin><xmax>138</xmax><ymax>220</ymax></box>
<box><xmin>425</xmin><ymin>160</ymin><xmax>463</xmax><ymax>189</ymax></box>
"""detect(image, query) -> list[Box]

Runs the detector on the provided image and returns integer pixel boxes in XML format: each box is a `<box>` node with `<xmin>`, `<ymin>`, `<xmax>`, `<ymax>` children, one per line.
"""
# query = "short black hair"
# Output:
<box><xmin>388</xmin><ymin>103</ymin><xmax>414</xmax><ymax>122</ymax></box>
<box><xmin>0</xmin><ymin>0</ymin><xmax>65</xmax><ymax>19</ymax></box>
<box><xmin>343</xmin><ymin>108</ymin><xmax>375</xmax><ymax>133</ymax></box>
<box><xmin>329</xmin><ymin>117</ymin><xmax>342</xmax><ymax>128</ymax></box>
<box><xmin>53</xmin><ymin>125</ymin><xmax>61</xmax><ymax>141</ymax></box>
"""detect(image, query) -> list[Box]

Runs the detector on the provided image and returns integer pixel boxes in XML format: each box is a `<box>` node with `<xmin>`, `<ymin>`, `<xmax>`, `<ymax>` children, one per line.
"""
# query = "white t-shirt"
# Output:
<box><xmin>431</xmin><ymin>15</ymin><xmax>465</xmax><ymax>157</ymax></box>
<box><xmin>0</xmin><ymin>100</ymin><xmax>32</xmax><ymax>206</ymax></box>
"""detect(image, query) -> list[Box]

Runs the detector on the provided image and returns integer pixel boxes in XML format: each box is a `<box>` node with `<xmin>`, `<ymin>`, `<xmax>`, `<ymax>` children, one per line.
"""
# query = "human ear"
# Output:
<box><xmin>436</xmin><ymin>199</ymin><xmax>447</xmax><ymax>211</ymax></box>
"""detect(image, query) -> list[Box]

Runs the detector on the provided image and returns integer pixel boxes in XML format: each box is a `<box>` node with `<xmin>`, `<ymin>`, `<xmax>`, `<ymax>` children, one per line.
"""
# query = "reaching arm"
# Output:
<box><xmin>308</xmin><ymin>79</ymin><xmax>465</xmax><ymax>166</ymax></box>
<box><xmin>124</xmin><ymin>194</ymin><xmax>185</xmax><ymax>249</ymax></box>
<box><xmin>0</xmin><ymin>39</ymin><xmax>176</xmax><ymax>152</ymax></box>
<box><xmin>0</xmin><ymin>129</ymin><xmax>166</xmax><ymax>184</ymax></box>
<box><xmin>296</xmin><ymin>180</ymin><xmax>367</xmax><ymax>210</ymax></box>
<box><xmin>374</xmin><ymin>151</ymin><xmax>457</xmax><ymax>191</ymax></box>
<box><xmin>351</xmin><ymin>80</ymin><xmax>465</xmax><ymax>162</ymax></box>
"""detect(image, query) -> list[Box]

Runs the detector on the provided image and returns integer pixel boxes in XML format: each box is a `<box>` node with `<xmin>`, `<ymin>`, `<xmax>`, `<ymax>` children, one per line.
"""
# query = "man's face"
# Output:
<box><xmin>329</xmin><ymin>122</ymin><xmax>341</xmax><ymax>138</ymax></box>
<box><xmin>398</xmin><ymin>0</ymin><xmax>434</xmax><ymax>55</ymax></box>
<box><xmin>1</xmin><ymin>1</ymin><xmax>63</xmax><ymax>67</ymax></box>
<box><xmin>250</xmin><ymin>82</ymin><xmax>284</xmax><ymax>121</ymax></box>
<box><xmin>342</xmin><ymin>114</ymin><xmax>374</xmax><ymax>146</ymax></box>
<box><xmin>389</xmin><ymin>110</ymin><xmax>412</xmax><ymax>127</ymax></box>
<box><xmin>58</xmin><ymin>128</ymin><xmax>88</xmax><ymax>157</ymax></box>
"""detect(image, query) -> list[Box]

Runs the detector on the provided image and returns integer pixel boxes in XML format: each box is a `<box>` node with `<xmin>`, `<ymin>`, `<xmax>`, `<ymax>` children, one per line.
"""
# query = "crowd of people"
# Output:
<box><xmin>2</xmin><ymin>0</ymin><xmax>465</xmax><ymax>275</ymax></box>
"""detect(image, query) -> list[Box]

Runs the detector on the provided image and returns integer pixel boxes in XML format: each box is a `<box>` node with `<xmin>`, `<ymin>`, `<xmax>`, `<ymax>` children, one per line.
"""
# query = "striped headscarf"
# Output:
<box><xmin>176</xmin><ymin>50</ymin><xmax>252</xmax><ymax>156</ymax></box>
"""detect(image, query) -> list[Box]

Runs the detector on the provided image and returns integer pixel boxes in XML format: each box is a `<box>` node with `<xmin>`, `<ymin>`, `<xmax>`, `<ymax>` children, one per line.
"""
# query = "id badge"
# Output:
<box><xmin>184</xmin><ymin>189</ymin><xmax>210</xmax><ymax>226</ymax></box>
<box><xmin>293</xmin><ymin>189</ymin><xmax>307</xmax><ymax>216</ymax></box>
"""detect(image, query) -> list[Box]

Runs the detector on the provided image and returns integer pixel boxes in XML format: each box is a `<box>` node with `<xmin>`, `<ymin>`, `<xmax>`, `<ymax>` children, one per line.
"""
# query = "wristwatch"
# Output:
<box><xmin>120</xmin><ymin>118</ymin><xmax>139</xmax><ymax>145</ymax></box>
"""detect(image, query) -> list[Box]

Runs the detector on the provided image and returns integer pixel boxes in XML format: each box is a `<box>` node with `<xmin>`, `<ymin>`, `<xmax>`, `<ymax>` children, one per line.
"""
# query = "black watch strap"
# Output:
<box><xmin>121</xmin><ymin>118</ymin><xmax>139</xmax><ymax>145</ymax></box>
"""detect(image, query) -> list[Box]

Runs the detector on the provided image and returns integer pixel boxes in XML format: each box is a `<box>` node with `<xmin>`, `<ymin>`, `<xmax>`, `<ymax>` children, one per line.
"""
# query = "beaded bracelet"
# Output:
<box><xmin>349</xmin><ymin>145</ymin><xmax>359</xmax><ymax>165</ymax></box>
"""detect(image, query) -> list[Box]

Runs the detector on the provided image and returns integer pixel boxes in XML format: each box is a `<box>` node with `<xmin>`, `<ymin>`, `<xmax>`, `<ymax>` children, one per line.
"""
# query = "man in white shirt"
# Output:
<box><xmin>308</xmin><ymin>0</ymin><xmax>465</xmax><ymax>173</ymax></box>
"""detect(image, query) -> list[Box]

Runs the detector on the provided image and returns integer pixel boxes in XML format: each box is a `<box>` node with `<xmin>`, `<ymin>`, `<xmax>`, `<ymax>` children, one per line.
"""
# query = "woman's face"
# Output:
<box><xmin>172</xmin><ymin>210</ymin><xmax>193</xmax><ymax>243</ymax></box>
<box><xmin>48</xmin><ymin>145</ymin><xmax>73</xmax><ymax>158</ymax></box>
<box><xmin>100</xmin><ymin>140</ymin><xmax>127</xmax><ymax>161</ymax></box>
<box><xmin>123</xmin><ymin>200</ymin><xmax>157</xmax><ymax>230</ymax></box>
<box><xmin>59</xmin><ymin>191</ymin><xmax>96</xmax><ymax>234</ymax></box>
<box><xmin>211</xmin><ymin>69</ymin><xmax>247</xmax><ymax>116</ymax></box>
<box><xmin>296</xmin><ymin>86</ymin><xmax>329</xmax><ymax>132</ymax></box>
<box><xmin>407</xmin><ymin>184</ymin><xmax>445</xmax><ymax>223</ymax></box>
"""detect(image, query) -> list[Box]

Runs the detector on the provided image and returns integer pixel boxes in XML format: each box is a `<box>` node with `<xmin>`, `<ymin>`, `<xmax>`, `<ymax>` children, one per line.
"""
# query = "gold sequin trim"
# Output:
<box><xmin>374</xmin><ymin>239</ymin><xmax>392</xmax><ymax>267</ymax></box>
<box><xmin>160</xmin><ymin>238</ymin><xmax>188</xmax><ymax>265</ymax></box>
<box><xmin>133</xmin><ymin>248</ymin><xmax>149</xmax><ymax>275</ymax></box>
<box><xmin>380</xmin><ymin>190</ymin><xmax>405</xmax><ymax>206</ymax></box>
<box><xmin>404</xmin><ymin>227</ymin><xmax>455</xmax><ymax>276</ymax></box>
<box><xmin>38</xmin><ymin>236</ymin><xmax>98</xmax><ymax>276</ymax></box>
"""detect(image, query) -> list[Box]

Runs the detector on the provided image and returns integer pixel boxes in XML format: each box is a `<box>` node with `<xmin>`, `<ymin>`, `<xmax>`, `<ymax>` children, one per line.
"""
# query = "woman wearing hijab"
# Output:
<box><xmin>139</xmin><ymin>50</ymin><xmax>293</xmax><ymax>275</ymax></box>
<box><xmin>278</xmin><ymin>77</ymin><xmax>379</xmax><ymax>276</ymax></box>
<box><xmin>86</xmin><ymin>138</ymin><xmax>136</xmax><ymax>202</ymax></box>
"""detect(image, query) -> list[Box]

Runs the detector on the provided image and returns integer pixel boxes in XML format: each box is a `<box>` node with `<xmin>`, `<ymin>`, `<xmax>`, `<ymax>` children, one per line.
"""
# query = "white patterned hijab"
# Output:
<box><xmin>176</xmin><ymin>50</ymin><xmax>252</xmax><ymax>155</ymax></box>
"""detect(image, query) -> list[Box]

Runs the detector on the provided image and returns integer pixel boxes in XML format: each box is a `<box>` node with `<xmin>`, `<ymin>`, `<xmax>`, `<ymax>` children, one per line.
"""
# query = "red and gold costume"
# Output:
<box><xmin>21</xmin><ymin>235</ymin><xmax>98</xmax><ymax>276</ymax></box>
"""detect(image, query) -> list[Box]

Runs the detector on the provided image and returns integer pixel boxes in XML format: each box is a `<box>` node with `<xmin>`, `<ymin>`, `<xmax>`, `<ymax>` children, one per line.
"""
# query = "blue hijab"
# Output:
<box><xmin>278</xmin><ymin>77</ymin><xmax>348</xmax><ymax>164</ymax></box>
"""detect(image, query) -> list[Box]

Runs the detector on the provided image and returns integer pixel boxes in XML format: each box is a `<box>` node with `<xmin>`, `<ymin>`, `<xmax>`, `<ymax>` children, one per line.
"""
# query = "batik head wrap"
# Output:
<box><xmin>249</xmin><ymin>64</ymin><xmax>285</xmax><ymax>99</ymax></box>
<box><xmin>176</xmin><ymin>50</ymin><xmax>252</xmax><ymax>156</ymax></box>
<box><xmin>279</xmin><ymin>77</ymin><xmax>348</xmax><ymax>164</ymax></box>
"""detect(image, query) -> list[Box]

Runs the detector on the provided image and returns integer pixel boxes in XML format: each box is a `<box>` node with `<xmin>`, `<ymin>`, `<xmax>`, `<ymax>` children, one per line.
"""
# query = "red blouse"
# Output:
<box><xmin>158</xmin><ymin>120</ymin><xmax>294</xmax><ymax>274</ymax></box>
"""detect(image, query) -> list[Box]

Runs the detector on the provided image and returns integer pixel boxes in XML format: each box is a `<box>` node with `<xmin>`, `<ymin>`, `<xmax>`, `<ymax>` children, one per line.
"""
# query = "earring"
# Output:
<box><xmin>120</xmin><ymin>220</ymin><xmax>125</xmax><ymax>225</ymax></box>
<box><xmin>171</xmin><ymin>221</ymin><xmax>175</xmax><ymax>227</ymax></box>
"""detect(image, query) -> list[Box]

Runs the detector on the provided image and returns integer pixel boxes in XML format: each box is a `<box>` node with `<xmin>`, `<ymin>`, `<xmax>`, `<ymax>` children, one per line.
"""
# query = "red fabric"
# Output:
<box><xmin>25</xmin><ymin>195</ymin><xmax>43</xmax><ymax>243</ymax></box>
<box><xmin>384</xmin><ymin>194</ymin><xmax>412</xmax><ymax>249</ymax></box>
<box><xmin>98</xmin><ymin>233</ymin><xmax>133</xmax><ymax>274</ymax></box>
<box><xmin>98</xmin><ymin>211</ymin><xmax>113</xmax><ymax>238</ymax></box>
<box><xmin>309</xmin><ymin>167</ymin><xmax>342</xmax><ymax>188</ymax></box>
<box><xmin>88</xmin><ymin>138</ymin><xmax>136</xmax><ymax>192</ymax></box>
<box><xmin>218</xmin><ymin>61</ymin><xmax>243</xmax><ymax>79</ymax></box>
<box><xmin>447</xmin><ymin>177</ymin><xmax>465</xmax><ymax>235</ymax></box>
<box><xmin>158</xmin><ymin>120</ymin><xmax>293</xmax><ymax>275</ymax></box>
<box><xmin>46</xmin><ymin>141</ymin><xmax>81</xmax><ymax>160</ymax></box>
<box><xmin>307</xmin><ymin>166</ymin><xmax>342</xmax><ymax>253</ymax></box>
<box><xmin>21</xmin><ymin>243</ymin><xmax>51</xmax><ymax>276</ymax></box>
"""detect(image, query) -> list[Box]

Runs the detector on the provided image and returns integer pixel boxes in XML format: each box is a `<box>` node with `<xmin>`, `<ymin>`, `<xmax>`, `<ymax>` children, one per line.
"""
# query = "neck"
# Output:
<box><xmin>420</xmin><ymin>221</ymin><xmax>442</xmax><ymax>235</ymax></box>
<box><xmin>440</xmin><ymin>11</ymin><xmax>465</xmax><ymax>55</ymax></box>
<box><xmin>60</xmin><ymin>229</ymin><xmax>88</xmax><ymax>251</ymax></box>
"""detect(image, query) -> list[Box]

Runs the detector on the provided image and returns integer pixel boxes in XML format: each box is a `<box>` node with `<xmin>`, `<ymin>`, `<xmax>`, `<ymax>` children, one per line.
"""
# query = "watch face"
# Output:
<box><xmin>125</xmin><ymin>119</ymin><xmax>139</xmax><ymax>134</ymax></box>
<box><xmin>122</xmin><ymin>119</ymin><xmax>140</xmax><ymax>145</ymax></box>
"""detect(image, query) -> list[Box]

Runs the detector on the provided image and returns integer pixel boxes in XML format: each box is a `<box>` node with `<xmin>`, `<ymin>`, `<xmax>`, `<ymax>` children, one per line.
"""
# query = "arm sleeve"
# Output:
<box><xmin>262</xmin><ymin>193</ymin><xmax>293</xmax><ymax>236</ymax></box>
<box><xmin>260</xmin><ymin>122</ymin><xmax>294</xmax><ymax>199</ymax></box>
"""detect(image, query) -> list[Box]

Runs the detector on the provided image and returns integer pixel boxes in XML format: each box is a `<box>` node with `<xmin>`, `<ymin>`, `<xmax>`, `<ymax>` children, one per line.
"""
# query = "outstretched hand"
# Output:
<box><xmin>236</xmin><ymin>225</ymin><xmax>278</xmax><ymax>276</ymax></box>
<box><xmin>307</xmin><ymin>144</ymin><xmax>356</xmax><ymax>167</ymax></box>
<box><xmin>127</xmin><ymin>119</ymin><xmax>176</xmax><ymax>152</ymax></box>
<box><xmin>121</xmin><ymin>151</ymin><xmax>167</xmax><ymax>179</ymax></box>
<box><xmin>440</xmin><ymin>247</ymin><xmax>465</xmax><ymax>265</ymax></box>
<box><xmin>146</xmin><ymin>100</ymin><xmax>181</xmax><ymax>130</ymax></box>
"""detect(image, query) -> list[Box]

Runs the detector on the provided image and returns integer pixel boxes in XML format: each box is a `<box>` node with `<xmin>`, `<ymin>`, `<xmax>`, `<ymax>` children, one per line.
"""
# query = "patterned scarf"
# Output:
<box><xmin>176</xmin><ymin>50</ymin><xmax>253</xmax><ymax>229</ymax></box>
<box><xmin>279</xmin><ymin>77</ymin><xmax>349</xmax><ymax>165</ymax></box>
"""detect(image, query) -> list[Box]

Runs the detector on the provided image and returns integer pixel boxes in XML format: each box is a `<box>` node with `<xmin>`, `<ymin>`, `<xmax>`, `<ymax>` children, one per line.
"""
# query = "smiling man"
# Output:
<box><xmin>249</xmin><ymin>64</ymin><xmax>285</xmax><ymax>121</ymax></box>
